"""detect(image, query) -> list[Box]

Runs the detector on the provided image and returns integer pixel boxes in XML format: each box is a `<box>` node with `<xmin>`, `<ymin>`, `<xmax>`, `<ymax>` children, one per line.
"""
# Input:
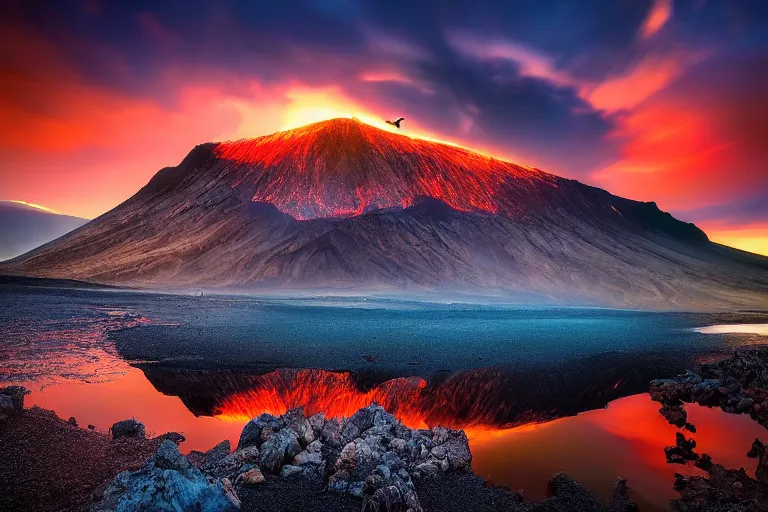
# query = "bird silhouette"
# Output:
<box><xmin>386</xmin><ymin>117</ymin><xmax>405</xmax><ymax>129</ymax></box>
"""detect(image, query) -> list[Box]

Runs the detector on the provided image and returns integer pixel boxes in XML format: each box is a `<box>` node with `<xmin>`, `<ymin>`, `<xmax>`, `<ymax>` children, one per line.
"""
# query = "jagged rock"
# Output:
<box><xmin>280</xmin><ymin>465</ymin><xmax>304</xmax><ymax>478</ymax></box>
<box><xmin>110</xmin><ymin>419</ymin><xmax>146</xmax><ymax>440</ymax></box>
<box><xmin>337</xmin><ymin>438</ymin><xmax>379</xmax><ymax>475</ymax></box>
<box><xmin>665</xmin><ymin>433</ymin><xmax>698</xmax><ymax>464</ymax></box>
<box><xmin>694</xmin><ymin>453</ymin><xmax>713</xmax><ymax>471</ymax></box>
<box><xmin>308</xmin><ymin>412</ymin><xmax>326</xmax><ymax>434</ymax></box>
<box><xmin>431</xmin><ymin>427</ymin><xmax>471</xmax><ymax>471</ymax></box>
<box><xmin>282</xmin><ymin>408</ymin><xmax>316</xmax><ymax>445</ymax></box>
<box><xmin>91</xmin><ymin>440</ymin><xmax>238</xmax><ymax>512</ymax></box>
<box><xmin>328</xmin><ymin>469</ymin><xmax>351</xmax><ymax>493</ymax></box>
<box><xmin>415</xmin><ymin>462</ymin><xmax>439</xmax><ymax>477</ymax></box>
<box><xmin>610</xmin><ymin>477</ymin><xmax>639</xmax><ymax>512</ymax></box>
<box><xmin>221</xmin><ymin>478</ymin><xmax>241</xmax><ymax>509</ymax></box>
<box><xmin>68</xmin><ymin>417</ymin><xmax>78</xmax><ymax>427</ymax></box>
<box><xmin>260</xmin><ymin>428</ymin><xmax>301</xmax><ymax>473</ymax></box>
<box><xmin>320</xmin><ymin>418</ymin><xmax>342</xmax><ymax>447</ymax></box>
<box><xmin>236</xmin><ymin>468</ymin><xmax>265</xmax><ymax>485</ymax></box>
<box><xmin>204</xmin><ymin>440</ymin><xmax>232</xmax><ymax>465</ymax></box>
<box><xmin>0</xmin><ymin>385</ymin><xmax>30</xmax><ymax>412</ymax></box>
<box><xmin>238</xmin><ymin>413</ymin><xmax>279</xmax><ymax>449</ymax></box>
<box><xmin>746</xmin><ymin>438</ymin><xmax>768</xmax><ymax>484</ymax></box>
<box><xmin>294</xmin><ymin>450</ymin><xmax>323</xmax><ymax>466</ymax></box>
<box><xmin>156</xmin><ymin>432</ymin><xmax>186</xmax><ymax>444</ymax></box>
<box><xmin>659</xmin><ymin>403</ymin><xmax>687</xmax><ymax>427</ymax></box>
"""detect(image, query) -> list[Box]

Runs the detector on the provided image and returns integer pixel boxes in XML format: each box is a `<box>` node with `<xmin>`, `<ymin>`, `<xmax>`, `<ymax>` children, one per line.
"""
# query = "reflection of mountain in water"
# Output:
<box><xmin>138</xmin><ymin>351</ymin><xmax>694</xmax><ymax>429</ymax></box>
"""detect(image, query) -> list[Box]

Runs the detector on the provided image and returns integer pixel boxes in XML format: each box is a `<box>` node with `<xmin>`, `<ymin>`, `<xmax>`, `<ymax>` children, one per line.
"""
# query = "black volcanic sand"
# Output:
<box><xmin>0</xmin><ymin>407</ymin><xmax>165</xmax><ymax>512</ymax></box>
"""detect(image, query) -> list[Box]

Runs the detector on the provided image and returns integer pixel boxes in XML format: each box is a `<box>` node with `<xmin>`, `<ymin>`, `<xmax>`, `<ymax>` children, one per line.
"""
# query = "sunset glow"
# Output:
<box><xmin>0</xmin><ymin>0</ymin><xmax>765</xmax><ymax>254</ymax></box>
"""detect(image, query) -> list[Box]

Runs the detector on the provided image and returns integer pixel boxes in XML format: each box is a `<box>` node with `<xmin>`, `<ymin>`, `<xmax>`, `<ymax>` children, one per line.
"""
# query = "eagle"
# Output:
<box><xmin>386</xmin><ymin>117</ymin><xmax>405</xmax><ymax>129</ymax></box>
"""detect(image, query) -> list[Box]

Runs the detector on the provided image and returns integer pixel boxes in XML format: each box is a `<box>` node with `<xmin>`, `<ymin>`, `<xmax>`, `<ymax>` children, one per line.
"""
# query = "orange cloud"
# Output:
<box><xmin>640</xmin><ymin>0</ymin><xmax>673</xmax><ymax>39</ymax></box>
<box><xmin>583</xmin><ymin>50</ymin><xmax>704</xmax><ymax>112</ymax></box>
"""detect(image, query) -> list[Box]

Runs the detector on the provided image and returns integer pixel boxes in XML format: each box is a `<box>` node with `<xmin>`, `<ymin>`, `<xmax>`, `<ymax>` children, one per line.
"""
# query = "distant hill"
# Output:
<box><xmin>0</xmin><ymin>201</ymin><xmax>88</xmax><ymax>261</ymax></box>
<box><xmin>1</xmin><ymin>118</ymin><xmax>767</xmax><ymax>309</ymax></box>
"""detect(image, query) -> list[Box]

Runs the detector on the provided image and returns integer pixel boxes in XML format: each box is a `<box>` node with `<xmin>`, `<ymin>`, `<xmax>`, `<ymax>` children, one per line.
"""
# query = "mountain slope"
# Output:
<box><xmin>0</xmin><ymin>201</ymin><xmax>88</xmax><ymax>261</ymax></box>
<box><xmin>1</xmin><ymin>118</ymin><xmax>767</xmax><ymax>309</ymax></box>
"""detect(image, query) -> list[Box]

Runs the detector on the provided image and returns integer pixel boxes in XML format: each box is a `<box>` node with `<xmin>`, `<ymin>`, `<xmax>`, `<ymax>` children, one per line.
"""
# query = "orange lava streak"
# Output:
<box><xmin>213</xmin><ymin>368</ymin><xmax>548</xmax><ymax>434</ymax></box>
<box><xmin>213</xmin><ymin>118</ymin><xmax>553</xmax><ymax>220</ymax></box>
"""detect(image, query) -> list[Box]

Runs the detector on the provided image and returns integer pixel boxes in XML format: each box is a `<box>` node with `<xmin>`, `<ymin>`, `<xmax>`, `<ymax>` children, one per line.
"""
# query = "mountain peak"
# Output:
<box><xmin>210</xmin><ymin>117</ymin><xmax>548</xmax><ymax>220</ymax></box>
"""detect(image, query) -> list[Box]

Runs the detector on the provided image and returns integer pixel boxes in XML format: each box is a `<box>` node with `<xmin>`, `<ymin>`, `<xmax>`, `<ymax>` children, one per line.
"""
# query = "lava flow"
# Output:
<box><xmin>213</xmin><ymin>118</ymin><xmax>557</xmax><ymax>220</ymax></box>
<box><xmin>213</xmin><ymin>368</ymin><xmax>548</xmax><ymax>435</ymax></box>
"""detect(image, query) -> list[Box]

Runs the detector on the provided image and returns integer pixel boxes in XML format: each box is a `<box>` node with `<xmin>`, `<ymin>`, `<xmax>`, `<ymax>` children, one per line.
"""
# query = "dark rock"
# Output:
<box><xmin>659</xmin><ymin>403</ymin><xmax>687</xmax><ymax>427</ymax></box>
<box><xmin>610</xmin><ymin>477</ymin><xmax>639</xmax><ymax>512</ymax></box>
<box><xmin>110</xmin><ymin>419</ymin><xmax>146</xmax><ymax>440</ymax></box>
<box><xmin>746</xmin><ymin>437</ymin><xmax>768</xmax><ymax>484</ymax></box>
<box><xmin>87</xmin><ymin>424</ymin><xmax>96</xmax><ymax>430</ymax></box>
<box><xmin>0</xmin><ymin>386</ymin><xmax>30</xmax><ymax>412</ymax></box>
<box><xmin>238</xmin><ymin>413</ymin><xmax>279</xmax><ymax>449</ymax></box>
<box><xmin>665</xmin><ymin>432</ymin><xmax>698</xmax><ymax>464</ymax></box>
<box><xmin>260</xmin><ymin>428</ymin><xmax>301</xmax><ymax>473</ymax></box>
<box><xmin>156</xmin><ymin>431</ymin><xmax>186</xmax><ymax>444</ymax></box>
<box><xmin>91</xmin><ymin>440</ymin><xmax>239</xmax><ymax>512</ymax></box>
<box><xmin>67</xmin><ymin>417</ymin><xmax>78</xmax><ymax>427</ymax></box>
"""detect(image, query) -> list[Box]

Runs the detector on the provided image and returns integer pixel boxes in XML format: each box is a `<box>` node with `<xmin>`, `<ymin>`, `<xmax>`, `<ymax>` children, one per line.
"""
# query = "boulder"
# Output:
<box><xmin>260</xmin><ymin>428</ymin><xmax>301</xmax><ymax>473</ymax></box>
<box><xmin>238</xmin><ymin>413</ymin><xmax>279</xmax><ymax>449</ymax></box>
<box><xmin>92</xmin><ymin>440</ymin><xmax>238</xmax><ymax>512</ymax></box>
<box><xmin>110</xmin><ymin>419</ymin><xmax>146</xmax><ymax>440</ymax></box>
<box><xmin>236</xmin><ymin>468</ymin><xmax>265</xmax><ymax>485</ymax></box>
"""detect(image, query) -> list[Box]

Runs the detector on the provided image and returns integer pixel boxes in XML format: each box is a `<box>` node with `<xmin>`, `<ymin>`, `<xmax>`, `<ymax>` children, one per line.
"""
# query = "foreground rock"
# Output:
<box><xmin>163</xmin><ymin>404</ymin><xmax>639</xmax><ymax>511</ymax></box>
<box><xmin>93</xmin><ymin>440</ymin><xmax>239</xmax><ymax>512</ymax></box>
<box><xmin>4</xmin><ymin>400</ymin><xmax>637</xmax><ymax>512</ymax></box>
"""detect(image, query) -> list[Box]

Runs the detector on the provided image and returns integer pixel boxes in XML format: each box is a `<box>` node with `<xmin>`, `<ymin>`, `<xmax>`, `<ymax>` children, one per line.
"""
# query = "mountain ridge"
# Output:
<box><xmin>1</xmin><ymin>118</ymin><xmax>765</xmax><ymax>309</ymax></box>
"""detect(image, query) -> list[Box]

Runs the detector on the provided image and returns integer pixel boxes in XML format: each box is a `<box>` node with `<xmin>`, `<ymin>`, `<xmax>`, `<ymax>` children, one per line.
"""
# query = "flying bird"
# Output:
<box><xmin>386</xmin><ymin>117</ymin><xmax>404</xmax><ymax>129</ymax></box>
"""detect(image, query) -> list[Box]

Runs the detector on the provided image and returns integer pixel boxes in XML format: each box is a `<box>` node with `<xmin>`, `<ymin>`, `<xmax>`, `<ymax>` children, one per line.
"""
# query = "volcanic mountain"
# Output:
<box><xmin>2</xmin><ymin>118</ymin><xmax>767</xmax><ymax>308</ymax></box>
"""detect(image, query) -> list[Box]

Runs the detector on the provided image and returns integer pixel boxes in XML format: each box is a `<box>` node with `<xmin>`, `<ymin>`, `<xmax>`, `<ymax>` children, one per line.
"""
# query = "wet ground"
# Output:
<box><xmin>2</xmin><ymin>280</ymin><xmax>768</xmax><ymax>510</ymax></box>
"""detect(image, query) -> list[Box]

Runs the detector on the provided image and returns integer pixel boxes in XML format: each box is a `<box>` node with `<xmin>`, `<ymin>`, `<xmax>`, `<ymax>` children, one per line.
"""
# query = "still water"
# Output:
<box><xmin>2</xmin><ymin>283</ymin><xmax>767</xmax><ymax>510</ymax></box>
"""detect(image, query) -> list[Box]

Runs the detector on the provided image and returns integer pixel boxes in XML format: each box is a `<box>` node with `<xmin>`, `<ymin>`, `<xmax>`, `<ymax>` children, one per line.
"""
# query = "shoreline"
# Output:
<box><xmin>0</xmin><ymin>349</ymin><xmax>768</xmax><ymax>512</ymax></box>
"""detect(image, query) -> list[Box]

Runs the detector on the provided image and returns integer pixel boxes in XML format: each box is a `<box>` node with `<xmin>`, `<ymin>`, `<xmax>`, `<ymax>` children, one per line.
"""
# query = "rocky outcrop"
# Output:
<box><xmin>110</xmin><ymin>419</ymin><xmax>146</xmax><ymax>440</ymax></box>
<box><xmin>651</xmin><ymin>350</ymin><xmax>768</xmax><ymax>511</ymax></box>
<box><xmin>670</xmin><ymin>448</ymin><xmax>768</xmax><ymax>511</ymax></box>
<box><xmin>650</xmin><ymin>350</ymin><xmax>768</xmax><ymax>428</ymax></box>
<box><xmin>0</xmin><ymin>386</ymin><xmax>30</xmax><ymax>414</ymax></box>
<box><xmin>87</xmin><ymin>403</ymin><xmax>637</xmax><ymax>511</ymax></box>
<box><xmin>91</xmin><ymin>440</ymin><xmax>239</xmax><ymax>512</ymax></box>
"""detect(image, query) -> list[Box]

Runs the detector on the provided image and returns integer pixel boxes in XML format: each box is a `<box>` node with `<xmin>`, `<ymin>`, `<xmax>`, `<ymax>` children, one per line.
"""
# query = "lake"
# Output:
<box><xmin>2</xmin><ymin>282</ymin><xmax>767</xmax><ymax>510</ymax></box>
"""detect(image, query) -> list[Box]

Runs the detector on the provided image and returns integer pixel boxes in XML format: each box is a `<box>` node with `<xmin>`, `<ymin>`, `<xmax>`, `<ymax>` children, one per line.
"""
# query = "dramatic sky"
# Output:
<box><xmin>1</xmin><ymin>0</ymin><xmax>766</xmax><ymax>255</ymax></box>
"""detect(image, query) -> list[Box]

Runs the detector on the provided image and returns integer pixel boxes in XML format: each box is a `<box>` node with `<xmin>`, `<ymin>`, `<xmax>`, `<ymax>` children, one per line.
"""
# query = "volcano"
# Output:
<box><xmin>2</xmin><ymin>118</ymin><xmax>767</xmax><ymax>308</ymax></box>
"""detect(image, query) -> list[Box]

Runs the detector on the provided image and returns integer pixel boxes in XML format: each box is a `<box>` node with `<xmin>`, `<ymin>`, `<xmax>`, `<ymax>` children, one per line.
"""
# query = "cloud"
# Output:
<box><xmin>447</xmin><ymin>33</ymin><xmax>574</xmax><ymax>88</ymax></box>
<box><xmin>583</xmin><ymin>49</ymin><xmax>708</xmax><ymax>112</ymax></box>
<box><xmin>639</xmin><ymin>0</ymin><xmax>673</xmax><ymax>39</ymax></box>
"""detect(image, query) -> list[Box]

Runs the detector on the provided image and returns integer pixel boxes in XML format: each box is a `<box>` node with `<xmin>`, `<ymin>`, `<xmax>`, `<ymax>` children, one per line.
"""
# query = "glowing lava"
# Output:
<box><xmin>213</xmin><ymin>118</ymin><xmax>555</xmax><ymax>220</ymax></box>
<box><xmin>213</xmin><ymin>368</ymin><xmax>547</xmax><ymax>437</ymax></box>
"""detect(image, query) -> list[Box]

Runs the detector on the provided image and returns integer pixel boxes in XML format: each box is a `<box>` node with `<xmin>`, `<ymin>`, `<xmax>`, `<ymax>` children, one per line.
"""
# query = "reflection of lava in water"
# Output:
<box><xmin>214</xmin><ymin>367</ymin><xmax>548</xmax><ymax>434</ymax></box>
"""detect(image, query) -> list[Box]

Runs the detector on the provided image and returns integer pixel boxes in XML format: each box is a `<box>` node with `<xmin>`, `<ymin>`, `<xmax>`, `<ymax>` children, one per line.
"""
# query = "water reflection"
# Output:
<box><xmin>21</xmin><ymin>364</ymin><xmax>767</xmax><ymax>512</ymax></box>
